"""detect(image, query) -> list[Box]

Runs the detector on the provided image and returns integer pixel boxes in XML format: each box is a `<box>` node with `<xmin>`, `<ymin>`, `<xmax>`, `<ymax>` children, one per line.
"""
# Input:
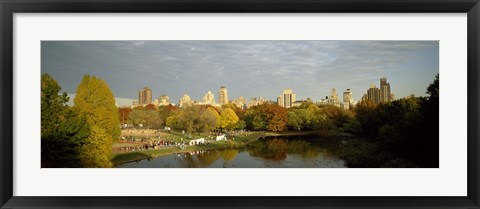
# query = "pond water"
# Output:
<box><xmin>117</xmin><ymin>135</ymin><xmax>347</xmax><ymax>168</ymax></box>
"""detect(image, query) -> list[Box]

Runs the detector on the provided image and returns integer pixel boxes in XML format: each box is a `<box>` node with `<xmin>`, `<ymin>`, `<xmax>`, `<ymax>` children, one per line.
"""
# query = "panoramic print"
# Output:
<box><xmin>41</xmin><ymin>41</ymin><xmax>439</xmax><ymax>168</ymax></box>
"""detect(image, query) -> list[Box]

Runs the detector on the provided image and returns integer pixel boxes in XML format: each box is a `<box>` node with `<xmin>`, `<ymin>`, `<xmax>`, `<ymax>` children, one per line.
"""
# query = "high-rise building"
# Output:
<box><xmin>343</xmin><ymin>89</ymin><xmax>353</xmax><ymax>110</ymax></box>
<box><xmin>277</xmin><ymin>89</ymin><xmax>296</xmax><ymax>108</ymax></box>
<box><xmin>380</xmin><ymin>77</ymin><xmax>391</xmax><ymax>103</ymax></box>
<box><xmin>179</xmin><ymin>94</ymin><xmax>193</xmax><ymax>107</ymax></box>
<box><xmin>138</xmin><ymin>87</ymin><xmax>152</xmax><ymax>105</ymax></box>
<box><xmin>248</xmin><ymin>97</ymin><xmax>267</xmax><ymax>108</ymax></box>
<box><xmin>232</xmin><ymin>96</ymin><xmax>247</xmax><ymax>109</ymax></box>
<box><xmin>202</xmin><ymin>91</ymin><xmax>215</xmax><ymax>105</ymax></box>
<box><xmin>329</xmin><ymin>88</ymin><xmax>340</xmax><ymax>107</ymax></box>
<box><xmin>367</xmin><ymin>83</ymin><xmax>380</xmax><ymax>104</ymax></box>
<box><xmin>219</xmin><ymin>86</ymin><xmax>229</xmax><ymax>105</ymax></box>
<box><xmin>157</xmin><ymin>95</ymin><xmax>170</xmax><ymax>106</ymax></box>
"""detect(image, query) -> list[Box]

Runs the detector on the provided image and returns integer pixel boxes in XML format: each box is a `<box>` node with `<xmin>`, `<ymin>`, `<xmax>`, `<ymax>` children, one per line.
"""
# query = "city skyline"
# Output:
<box><xmin>42</xmin><ymin>41</ymin><xmax>439</xmax><ymax>106</ymax></box>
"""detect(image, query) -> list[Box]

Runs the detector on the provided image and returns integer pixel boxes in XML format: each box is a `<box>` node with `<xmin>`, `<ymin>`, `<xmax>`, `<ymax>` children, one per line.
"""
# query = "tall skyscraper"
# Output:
<box><xmin>380</xmin><ymin>77</ymin><xmax>391</xmax><ymax>103</ymax></box>
<box><xmin>219</xmin><ymin>86</ymin><xmax>229</xmax><ymax>105</ymax></box>
<box><xmin>367</xmin><ymin>83</ymin><xmax>380</xmax><ymax>104</ymax></box>
<box><xmin>277</xmin><ymin>89</ymin><xmax>296</xmax><ymax>108</ymax></box>
<box><xmin>138</xmin><ymin>87</ymin><xmax>152</xmax><ymax>105</ymax></box>
<box><xmin>343</xmin><ymin>89</ymin><xmax>353</xmax><ymax>110</ymax></box>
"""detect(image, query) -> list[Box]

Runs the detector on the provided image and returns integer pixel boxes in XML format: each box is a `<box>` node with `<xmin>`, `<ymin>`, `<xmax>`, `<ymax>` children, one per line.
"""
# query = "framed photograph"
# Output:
<box><xmin>1</xmin><ymin>0</ymin><xmax>479</xmax><ymax>208</ymax></box>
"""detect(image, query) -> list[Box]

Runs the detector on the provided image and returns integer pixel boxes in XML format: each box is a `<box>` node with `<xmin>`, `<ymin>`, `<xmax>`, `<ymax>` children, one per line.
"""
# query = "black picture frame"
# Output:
<box><xmin>1</xmin><ymin>0</ymin><xmax>479</xmax><ymax>208</ymax></box>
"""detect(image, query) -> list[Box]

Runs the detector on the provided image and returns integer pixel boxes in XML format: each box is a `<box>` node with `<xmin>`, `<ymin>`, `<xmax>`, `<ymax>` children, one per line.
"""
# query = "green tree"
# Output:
<box><xmin>200</xmin><ymin>107</ymin><xmax>220</xmax><ymax>133</ymax></box>
<box><xmin>41</xmin><ymin>74</ymin><xmax>70</xmax><ymax>138</ymax></box>
<box><xmin>427</xmin><ymin>73</ymin><xmax>439</xmax><ymax>99</ymax></box>
<box><xmin>74</xmin><ymin>75</ymin><xmax>120</xmax><ymax>167</ymax></box>
<box><xmin>129</xmin><ymin>109</ymin><xmax>148</xmax><ymax>126</ymax></box>
<box><xmin>41</xmin><ymin>74</ymin><xmax>90</xmax><ymax>168</ymax></box>
<box><xmin>145</xmin><ymin>109</ymin><xmax>163</xmax><ymax>129</ymax></box>
<box><xmin>236</xmin><ymin>120</ymin><xmax>246</xmax><ymax>130</ymax></box>
<box><xmin>287</xmin><ymin>111</ymin><xmax>301</xmax><ymax>130</ymax></box>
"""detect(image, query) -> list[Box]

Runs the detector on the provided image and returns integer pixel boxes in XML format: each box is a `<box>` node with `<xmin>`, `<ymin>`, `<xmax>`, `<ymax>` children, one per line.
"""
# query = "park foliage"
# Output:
<box><xmin>41</xmin><ymin>74</ymin><xmax>120</xmax><ymax>168</ymax></box>
<box><xmin>41</xmin><ymin>73</ymin><xmax>439</xmax><ymax>168</ymax></box>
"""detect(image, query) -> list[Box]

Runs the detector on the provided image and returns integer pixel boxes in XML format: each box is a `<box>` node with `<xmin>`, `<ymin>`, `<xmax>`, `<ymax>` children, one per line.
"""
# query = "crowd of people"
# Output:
<box><xmin>115</xmin><ymin>128</ymin><xmax>253</xmax><ymax>154</ymax></box>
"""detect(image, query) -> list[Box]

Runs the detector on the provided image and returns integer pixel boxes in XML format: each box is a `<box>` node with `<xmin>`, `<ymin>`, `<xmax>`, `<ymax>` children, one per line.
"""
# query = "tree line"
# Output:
<box><xmin>336</xmin><ymin>74</ymin><xmax>439</xmax><ymax>167</ymax></box>
<box><xmin>119</xmin><ymin>98</ymin><xmax>358</xmax><ymax>135</ymax></box>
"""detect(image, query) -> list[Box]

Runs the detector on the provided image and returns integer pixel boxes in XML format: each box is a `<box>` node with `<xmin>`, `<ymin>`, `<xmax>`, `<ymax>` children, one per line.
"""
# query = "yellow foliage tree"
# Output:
<box><xmin>220</xmin><ymin>108</ymin><xmax>239</xmax><ymax>130</ymax></box>
<box><xmin>74</xmin><ymin>75</ymin><xmax>120</xmax><ymax>168</ymax></box>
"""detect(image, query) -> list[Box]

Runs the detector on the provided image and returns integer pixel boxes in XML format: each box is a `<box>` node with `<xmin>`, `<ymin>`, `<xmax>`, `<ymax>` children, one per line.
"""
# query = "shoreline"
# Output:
<box><xmin>111</xmin><ymin>130</ymin><xmax>343</xmax><ymax>166</ymax></box>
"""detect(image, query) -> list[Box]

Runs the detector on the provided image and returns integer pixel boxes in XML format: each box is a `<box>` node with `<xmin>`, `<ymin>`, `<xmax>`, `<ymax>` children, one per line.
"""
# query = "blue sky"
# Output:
<box><xmin>42</xmin><ymin>41</ymin><xmax>438</xmax><ymax>106</ymax></box>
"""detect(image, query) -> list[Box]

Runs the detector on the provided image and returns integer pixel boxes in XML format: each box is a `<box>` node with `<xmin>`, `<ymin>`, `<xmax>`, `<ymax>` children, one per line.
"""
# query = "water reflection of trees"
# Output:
<box><xmin>220</xmin><ymin>149</ymin><xmax>239</xmax><ymax>162</ymax></box>
<box><xmin>177</xmin><ymin>149</ymin><xmax>239</xmax><ymax>167</ymax></box>
<box><xmin>247</xmin><ymin>137</ymin><xmax>323</xmax><ymax>161</ymax></box>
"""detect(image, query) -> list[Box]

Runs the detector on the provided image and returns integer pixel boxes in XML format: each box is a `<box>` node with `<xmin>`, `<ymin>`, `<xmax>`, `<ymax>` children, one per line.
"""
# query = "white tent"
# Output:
<box><xmin>215</xmin><ymin>134</ymin><xmax>226</xmax><ymax>141</ymax></box>
<box><xmin>189</xmin><ymin>138</ymin><xmax>205</xmax><ymax>145</ymax></box>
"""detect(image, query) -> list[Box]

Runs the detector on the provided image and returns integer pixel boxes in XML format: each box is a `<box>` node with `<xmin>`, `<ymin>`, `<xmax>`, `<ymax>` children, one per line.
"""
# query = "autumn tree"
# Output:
<box><xmin>219</xmin><ymin>108</ymin><xmax>239</xmax><ymax>130</ymax></box>
<box><xmin>145</xmin><ymin>103</ymin><xmax>158</xmax><ymax>111</ymax></box>
<box><xmin>266</xmin><ymin>104</ymin><xmax>288</xmax><ymax>132</ymax></box>
<box><xmin>74</xmin><ymin>75</ymin><xmax>120</xmax><ymax>167</ymax></box>
<box><xmin>245</xmin><ymin>103</ymin><xmax>288</xmax><ymax>132</ymax></box>
<box><xmin>118</xmin><ymin>107</ymin><xmax>132</xmax><ymax>125</ymax></box>
<box><xmin>159</xmin><ymin>104</ymin><xmax>178</xmax><ymax>126</ymax></box>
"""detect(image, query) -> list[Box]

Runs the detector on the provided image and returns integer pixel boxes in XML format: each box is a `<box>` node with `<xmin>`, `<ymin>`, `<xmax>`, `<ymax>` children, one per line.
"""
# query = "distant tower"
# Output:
<box><xmin>329</xmin><ymin>88</ymin><xmax>340</xmax><ymax>107</ymax></box>
<box><xmin>367</xmin><ymin>83</ymin><xmax>380</xmax><ymax>104</ymax></box>
<box><xmin>278</xmin><ymin>89</ymin><xmax>296</xmax><ymax>108</ymax></box>
<box><xmin>343</xmin><ymin>89</ymin><xmax>353</xmax><ymax>110</ymax></box>
<box><xmin>138</xmin><ymin>87</ymin><xmax>152</xmax><ymax>105</ymax></box>
<box><xmin>219</xmin><ymin>86</ymin><xmax>229</xmax><ymax>105</ymax></box>
<box><xmin>380</xmin><ymin>77</ymin><xmax>391</xmax><ymax>103</ymax></box>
